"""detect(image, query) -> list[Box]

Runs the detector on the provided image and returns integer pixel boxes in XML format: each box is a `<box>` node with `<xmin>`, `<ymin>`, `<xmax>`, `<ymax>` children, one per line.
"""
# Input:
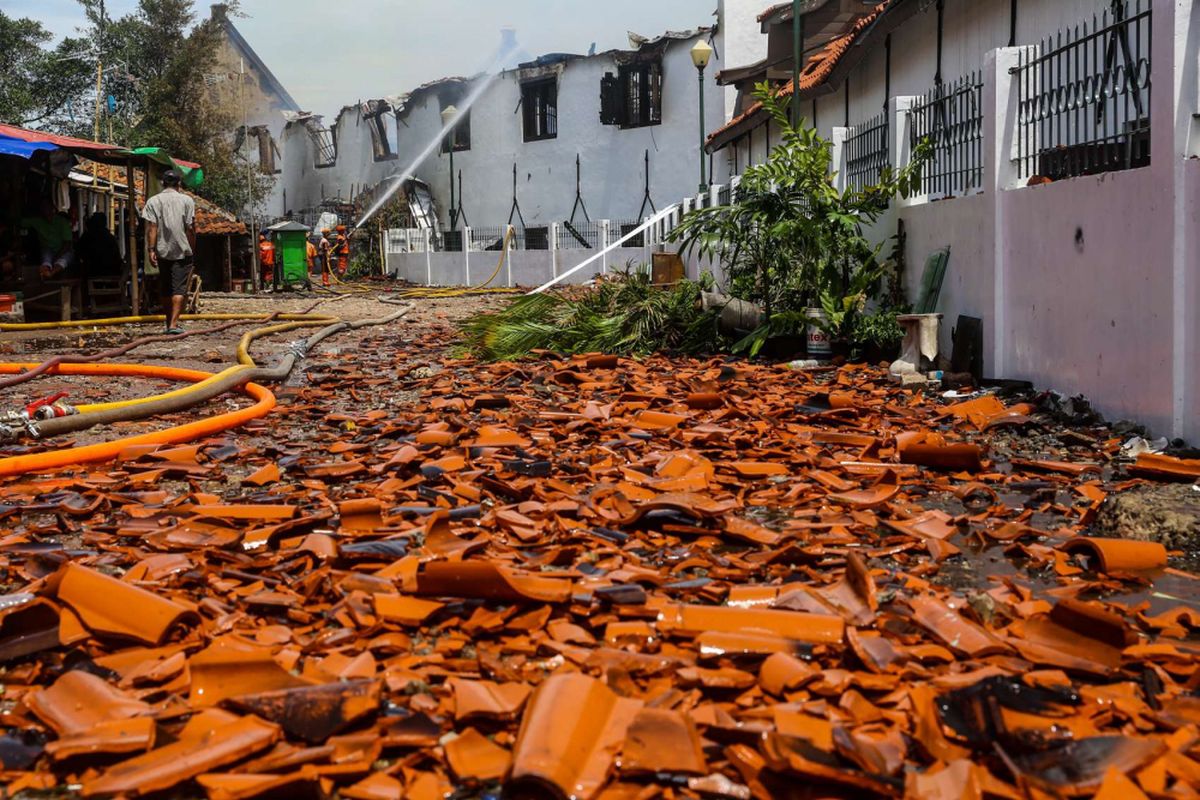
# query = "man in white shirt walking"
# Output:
<box><xmin>142</xmin><ymin>170</ymin><xmax>196</xmax><ymax>333</ymax></box>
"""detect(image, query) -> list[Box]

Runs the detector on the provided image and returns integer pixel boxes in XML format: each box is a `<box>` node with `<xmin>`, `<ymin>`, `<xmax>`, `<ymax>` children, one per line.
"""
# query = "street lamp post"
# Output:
<box><xmin>793</xmin><ymin>0</ymin><xmax>803</xmax><ymax>129</ymax></box>
<box><xmin>441</xmin><ymin>105</ymin><xmax>458</xmax><ymax>231</ymax></box>
<box><xmin>691</xmin><ymin>40</ymin><xmax>714</xmax><ymax>194</ymax></box>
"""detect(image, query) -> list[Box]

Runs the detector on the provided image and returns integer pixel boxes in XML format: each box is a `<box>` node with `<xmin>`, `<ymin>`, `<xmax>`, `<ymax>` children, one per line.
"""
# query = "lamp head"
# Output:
<box><xmin>691</xmin><ymin>40</ymin><xmax>714</xmax><ymax>70</ymax></box>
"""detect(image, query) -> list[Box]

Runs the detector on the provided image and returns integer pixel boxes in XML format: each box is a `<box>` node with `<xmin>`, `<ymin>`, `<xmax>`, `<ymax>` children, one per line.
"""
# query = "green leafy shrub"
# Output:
<box><xmin>461</xmin><ymin>270</ymin><xmax>725</xmax><ymax>361</ymax></box>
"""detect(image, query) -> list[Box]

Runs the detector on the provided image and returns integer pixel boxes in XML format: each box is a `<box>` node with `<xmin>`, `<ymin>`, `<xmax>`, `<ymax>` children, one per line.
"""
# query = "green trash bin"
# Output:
<box><xmin>266</xmin><ymin>220</ymin><xmax>312</xmax><ymax>288</ymax></box>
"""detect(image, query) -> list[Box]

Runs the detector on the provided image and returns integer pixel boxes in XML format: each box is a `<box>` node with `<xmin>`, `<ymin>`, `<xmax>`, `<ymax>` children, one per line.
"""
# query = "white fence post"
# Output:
<box><xmin>462</xmin><ymin>226</ymin><xmax>472</xmax><ymax>286</ymax></box>
<box><xmin>549</xmin><ymin>222</ymin><xmax>559</xmax><ymax>281</ymax></box>
<box><xmin>600</xmin><ymin>220</ymin><xmax>611</xmax><ymax>274</ymax></box>
<box><xmin>506</xmin><ymin>224</ymin><xmax>515</xmax><ymax>288</ymax></box>
<box><xmin>424</xmin><ymin>229</ymin><xmax>432</xmax><ymax>285</ymax></box>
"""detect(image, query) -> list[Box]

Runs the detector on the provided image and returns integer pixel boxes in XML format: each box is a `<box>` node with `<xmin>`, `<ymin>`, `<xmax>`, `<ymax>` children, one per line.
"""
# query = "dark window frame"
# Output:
<box><xmin>619</xmin><ymin>59</ymin><xmax>662</xmax><ymax>129</ymax></box>
<box><xmin>521</xmin><ymin>78</ymin><xmax>558</xmax><ymax>142</ymax></box>
<box><xmin>439</xmin><ymin>107</ymin><xmax>472</xmax><ymax>154</ymax></box>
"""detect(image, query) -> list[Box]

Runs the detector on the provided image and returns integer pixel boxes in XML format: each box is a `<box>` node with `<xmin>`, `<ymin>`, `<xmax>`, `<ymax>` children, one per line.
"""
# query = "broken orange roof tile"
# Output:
<box><xmin>620</xmin><ymin>708</ymin><xmax>706</xmax><ymax>776</ymax></box>
<box><xmin>908</xmin><ymin>594</ymin><xmax>1009</xmax><ymax>658</ymax></box>
<box><xmin>1061</xmin><ymin>537</ymin><xmax>1168</xmax><ymax>572</ymax></box>
<box><xmin>26</xmin><ymin>670</ymin><xmax>153</xmax><ymax>736</ymax></box>
<box><xmin>44</xmin><ymin>562</ymin><xmax>198</xmax><ymax>646</ymax></box>
<box><xmin>44</xmin><ymin>716</ymin><xmax>157</xmax><ymax>761</ymax></box>
<box><xmin>1131</xmin><ymin>453</ymin><xmax>1200</xmax><ymax>480</ymax></box>
<box><xmin>188</xmin><ymin>637</ymin><xmax>315</xmax><ymax>707</ymax></box>
<box><xmin>509</xmin><ymin>673</ymin><xmax>643</xmax><ymax>799</ymax></box>
<box><xmin>226</xmin><ymin>680</ymin><xmax>380</xmax><ymax>743</ymax></box>
<box><xmin>415</xmin><ymin>560</ymin><xmax>573</xmax><ymax>604</ymax></box>
<box><xmin>82</xmin><ymin>713</ymin><xmax>281</xmax><ymax>797</ymax></box>
<box><xmin>374</xmin><ymin>594</ymin><xmax>443</xmax><ymax>625</ymax></box>
<box><xmin>444</xmin><ymin>727</ymin><xmax>512</xmax><ymax>782</ymax></box>
<box><xmin>449</xmin><ymin>677</ymin><xmax>531</xmax><ymax>721</ymax></box>
<box><xmin>660</xmin><ymin>603</ymin><xmax>844</xmax><ymax>645</ymax></box>
<box><xmin>897</xmin><ymin>431</ymin><xmax>985</xmax><ymax>472</ymax></box>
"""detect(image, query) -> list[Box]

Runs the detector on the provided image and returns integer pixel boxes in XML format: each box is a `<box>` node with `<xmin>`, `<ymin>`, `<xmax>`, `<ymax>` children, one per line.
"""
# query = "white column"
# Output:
<box><xmin>985</xmin><ymin>46</ymin><xmax>1028</xmax><ymax>380</ymax></box>
<box><xmin>830</xmin><ymin>127</ymin><xmax>851</xmax><ymax>192</ymax></box>
<box><xmin>549</xmin><ymin>222</ymin><xmax>559</xmax><ymax>280</ymax></box>
<box><xmin>709</xmin><ymin>184</ymin><xmax>721</xmax><ymax>207</ymax></box>
<box><xmin>1152</xmin><ymin>0</ymin><xmax>1197</xmax><ymax>439</ymax></box>
<box><xmin>889</xmin><ymin>96</ymin><xmax>919</xmax><ymax>208</ymax></box>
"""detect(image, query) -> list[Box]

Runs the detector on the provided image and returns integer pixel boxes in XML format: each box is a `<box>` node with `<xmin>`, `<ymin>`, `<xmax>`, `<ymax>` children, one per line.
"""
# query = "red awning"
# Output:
<box><xmin>0</xmin><ymin>123</ymin><xmax>119</xmax><ymax>153</ymax></box>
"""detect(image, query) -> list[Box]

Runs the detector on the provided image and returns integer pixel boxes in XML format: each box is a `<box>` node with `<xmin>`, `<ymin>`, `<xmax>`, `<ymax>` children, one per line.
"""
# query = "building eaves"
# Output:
<box><xmin>706</xmin><ymin>0</ymin><xmax>902</xmax><ymax>153</ymax></box>
<box><xmin>758</xmin><ymin>0</ymin><xmax>840</xmax><ymax>30</ymax></box>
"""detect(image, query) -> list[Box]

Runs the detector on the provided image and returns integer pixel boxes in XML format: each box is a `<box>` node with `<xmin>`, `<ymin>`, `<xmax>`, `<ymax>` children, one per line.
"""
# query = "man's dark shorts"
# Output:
<box><xmin>159</xmin><ymin>258</ymin><xmax>194</xmax><ymax>298</ymax></box>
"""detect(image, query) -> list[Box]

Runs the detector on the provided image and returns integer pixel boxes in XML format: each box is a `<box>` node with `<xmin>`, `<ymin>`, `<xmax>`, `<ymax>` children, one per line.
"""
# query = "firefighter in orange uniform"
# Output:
<box><xmin>258</xmin><ymin>233</ymin><xmax>275</xmax><ymax>286</ymax></box>
<box><xmin>335</xmin><ymin>225</ymin><xmax>350</xmax><ymax>276</ymax></box>
<box><xmin>319</xmin><ymin>229</ymin><xmax>333</xmax><ymax>287</ymax></box>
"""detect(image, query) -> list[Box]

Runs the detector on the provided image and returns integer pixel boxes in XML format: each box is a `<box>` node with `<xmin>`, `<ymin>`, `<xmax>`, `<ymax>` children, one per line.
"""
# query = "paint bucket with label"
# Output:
<box><xmin>805</xmin><ymin>308</ymin><xmax>832</xmax><ymax>357</ymax></box>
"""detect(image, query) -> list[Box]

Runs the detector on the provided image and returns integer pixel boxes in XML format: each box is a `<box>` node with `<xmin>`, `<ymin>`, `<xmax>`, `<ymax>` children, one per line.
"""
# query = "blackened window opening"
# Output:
<box><xmin>522</xmin><ymin>79</ymin><xmax>558</xmax><ymax>142</ymax></box>
<box><xmin>620</xmin><ymin>61</ymin><xmax>662</xmax><ymax>128</ymax></box>
<box><xmin>440</xmin><ymin>110</ymin><xmax>472</xmax><ymax>153</ymax></box>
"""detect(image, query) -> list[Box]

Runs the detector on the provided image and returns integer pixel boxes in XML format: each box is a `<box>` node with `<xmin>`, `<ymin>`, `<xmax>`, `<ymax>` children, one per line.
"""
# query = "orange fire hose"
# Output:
<box><xmin>0</xmin><ymin>363</ymin><xmax>275</xmax><ymax>478</ymax></box>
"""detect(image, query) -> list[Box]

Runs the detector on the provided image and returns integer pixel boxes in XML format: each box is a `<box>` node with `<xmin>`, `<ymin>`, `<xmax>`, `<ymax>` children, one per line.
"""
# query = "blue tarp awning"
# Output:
<box><xmin>0</xmin><ymin>134</ymin><xmax>58</xmax><ymax>159</ymax></box>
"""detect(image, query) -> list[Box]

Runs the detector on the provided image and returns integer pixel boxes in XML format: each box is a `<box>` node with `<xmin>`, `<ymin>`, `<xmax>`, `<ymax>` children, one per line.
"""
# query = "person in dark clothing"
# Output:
<box><xmin>77</xmin><ymin>213</ymin><xmax>123</xmax><ymax>278</ymax></box>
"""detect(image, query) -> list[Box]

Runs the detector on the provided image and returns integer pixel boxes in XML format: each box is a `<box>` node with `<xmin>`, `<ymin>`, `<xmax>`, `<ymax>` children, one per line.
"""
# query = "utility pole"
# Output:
<box><xmin>92</xmin><ymin>1</ymin><xmax>106</xmax><ymax>145</ymax></box>
<box><xmin>792</xmin><ymin>0</ymin><xmax>804</xmax><ymax>129</ymax></box>
<box><xmin>241</xmin><ymin>58</ymin><xmax>260</xmax><ymax>292</ymax></box>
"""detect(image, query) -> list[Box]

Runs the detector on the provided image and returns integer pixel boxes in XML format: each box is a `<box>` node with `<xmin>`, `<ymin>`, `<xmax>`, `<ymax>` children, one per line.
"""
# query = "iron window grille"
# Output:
<box><xmin>600</xmin><ymin>61</ymin><xmax>663</xmax><ymax>129</ymax></box>
<box><xmin>908</xmin><ymin>71</ymin><xmax>984</xmax><ymax>197</ymax></box>
<box><xmin>624</xmin><ymin>62</ymin><xmax>662</xmax><ymax>129</ymax></box>
<box><xmin>522</xmin><ymin>79</ymin><xmax>559</xmax><ymax>142</ymax></box>
<box><xmin>1012</xmin><ymin>0</ymin><xmax>1151</xmax><ymax>182</ymax></box>
<box><xmin>366</xmin><ymin>113</ymin><xmax>394</xmax><ymax>161</ymax></box>
<box><xmin>304</xmin><ymin>120</ymin><xmax>337</xmax><ymax>168</ymax></box>
<box><xmin>845</xmin><ymin>110</ymin><xmax>891</xmax><ymax>193</ymax></box>
<box><xmin>440</xmin><ymin>110</ymin><xmax>471</xmax><ymax>153</ymax></box>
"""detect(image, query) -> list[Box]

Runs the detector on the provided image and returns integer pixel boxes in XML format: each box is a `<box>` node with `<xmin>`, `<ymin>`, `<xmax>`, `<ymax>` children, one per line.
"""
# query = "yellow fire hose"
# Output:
<box><xmin>0</xmin><ymin>313</ymin><xmax>336</xmax><ymax>333</ymax></box>
<box><xmin>0</xmin><ymin>228</ymin><xmax>521</xmax><ymax>439</ymax></box>
<box><xmin>73</xmin><ymin>317</ymin><xmax>337</xmax><ymax>412</ymax></box>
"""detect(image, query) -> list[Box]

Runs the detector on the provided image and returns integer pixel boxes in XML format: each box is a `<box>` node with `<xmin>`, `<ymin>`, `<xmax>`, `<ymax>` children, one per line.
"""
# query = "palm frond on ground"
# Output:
<box><xmin>461</xmin><ymin>271</ymin><xmax>724</xmax><ymax>361</ymax></box>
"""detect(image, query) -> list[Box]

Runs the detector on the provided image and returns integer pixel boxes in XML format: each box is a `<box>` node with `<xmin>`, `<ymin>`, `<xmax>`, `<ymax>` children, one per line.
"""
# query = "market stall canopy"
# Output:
<box><xmin>0</xmin><ymin>124</ymin><xmax>122</xmax><ymax>158</ymax></box>
<box><xmin>129</xmin><ymin>148</ymin><xmax>204</xmax><ymax>189</ymax></box>
<box><xmin>0</xmin><ymin>135</ymin><xmax>59</xmax><ymax>159</ymax></box>
<box><xmin>0</xmin><ymin>124</ymin><xmax>203</xmax><ymax>186</ymax></box>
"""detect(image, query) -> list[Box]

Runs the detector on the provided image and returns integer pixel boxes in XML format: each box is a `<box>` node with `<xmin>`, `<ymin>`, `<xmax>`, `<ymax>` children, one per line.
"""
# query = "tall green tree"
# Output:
<box><xmin>0</xmin><ymin>12</ymin><xmax>92</xmax><ymax>128</ymax></box>
<box><xmin>12</xmin><ymin>0</ymin><xmax>273</xmax><ymax>215</ymax></box>
<box><xmin>79</xmin><ymin>0</ymin><xmax>273</xmax><ymax>214</ymax></box>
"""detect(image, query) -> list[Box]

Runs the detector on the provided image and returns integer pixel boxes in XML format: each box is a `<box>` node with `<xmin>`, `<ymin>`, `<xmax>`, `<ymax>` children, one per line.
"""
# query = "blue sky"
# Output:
<box><xmin>12</xmin><ymin>0</ymin><xmax>714</xmax><ymax>116</ymax></box>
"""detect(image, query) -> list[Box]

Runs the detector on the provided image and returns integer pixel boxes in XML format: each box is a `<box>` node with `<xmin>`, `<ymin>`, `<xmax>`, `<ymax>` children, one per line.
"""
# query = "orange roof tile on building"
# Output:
<box><xmin>708</xmin><ymin>2</ymin><xmax>890</xmax><ymax>150</ymax></box>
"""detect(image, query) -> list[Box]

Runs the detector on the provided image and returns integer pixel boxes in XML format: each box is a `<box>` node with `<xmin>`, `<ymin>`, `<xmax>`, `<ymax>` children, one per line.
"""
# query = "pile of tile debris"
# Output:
<box><xmin>2</xmin><ymin>330</ymin><xmax>1200</xmax><ymax>799</ymax></box>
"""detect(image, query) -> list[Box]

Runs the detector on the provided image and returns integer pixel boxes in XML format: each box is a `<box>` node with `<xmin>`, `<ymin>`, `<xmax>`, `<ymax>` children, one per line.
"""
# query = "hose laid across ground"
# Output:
<box><xmin>0</xmin><ymin>313</ymin><xmax>338</xmax><ymax>333</ymax></box>
<box><xmin>9</xmin><ymin>303</ymin><xmax>417</xmax><ymax>448</ymax></box>
<box><xmin>0</xmin><ymin>363</ymin><xmax>276</xmax><ymax>478</ymax></box>
<box><xmin>33</xmin><ymin>303</ymin><xmax>414</xmax><ymax>438</ymax></box>
<box><xmin>0</xmin><ymin>316</ymin><xmax>284</xmax><ymax>392</ymax></box>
